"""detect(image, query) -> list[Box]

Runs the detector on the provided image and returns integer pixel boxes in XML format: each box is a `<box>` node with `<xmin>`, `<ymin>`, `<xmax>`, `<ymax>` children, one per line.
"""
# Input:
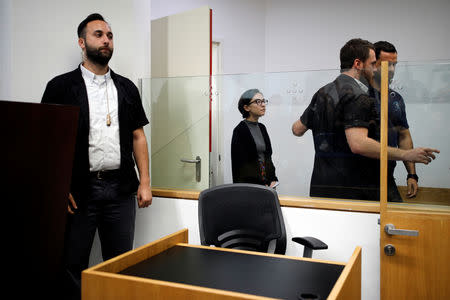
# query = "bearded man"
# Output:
<box><xmin>41</xmin><ymin>13</ymin><xmax>152</xmax><ymax>300</ymax></box>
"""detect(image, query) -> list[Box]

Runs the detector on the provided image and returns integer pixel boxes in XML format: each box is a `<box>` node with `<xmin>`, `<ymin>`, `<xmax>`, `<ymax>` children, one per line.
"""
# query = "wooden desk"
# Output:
<box><xmin>82</xmin><ymin>229</ymin><xmax>361</xmax><ymax>300</ymax></box>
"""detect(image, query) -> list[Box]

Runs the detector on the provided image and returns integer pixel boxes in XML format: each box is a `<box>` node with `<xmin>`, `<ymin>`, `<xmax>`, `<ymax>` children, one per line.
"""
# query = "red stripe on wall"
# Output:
<box><xmin>209</xmin><ymin>8</ymin><xmax>213</xmax><ymax>153</ymax></box>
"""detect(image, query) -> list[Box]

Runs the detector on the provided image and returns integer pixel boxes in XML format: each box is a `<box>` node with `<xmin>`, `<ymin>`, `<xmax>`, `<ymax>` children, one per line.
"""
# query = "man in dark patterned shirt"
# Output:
<box><xmin>292</xmin><ymin>38</ymin><xmax>438</xmax><ymax>201</ymax></box>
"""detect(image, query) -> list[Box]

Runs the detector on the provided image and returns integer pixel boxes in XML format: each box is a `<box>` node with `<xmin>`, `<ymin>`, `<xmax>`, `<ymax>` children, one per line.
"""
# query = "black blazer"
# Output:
<box><xmin>231</xmin><ymin>120</ymin><xmax>278</xmax><ymax>185</ymax></box>
<box><xmin>41</xmin><ymin>66</ymin><xmax>149</xmax><ymax>203</ymax></box>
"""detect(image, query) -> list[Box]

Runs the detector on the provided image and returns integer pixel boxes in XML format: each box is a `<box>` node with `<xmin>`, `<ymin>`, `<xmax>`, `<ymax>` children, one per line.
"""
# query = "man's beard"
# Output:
<box><xmin>359</xmin><ymin>69</ymin><xmax>373</xmax><ymax>88</ymax></box>
<box><xmin>85</xmin><ymin>42</ymin><xmax>113</xmax><ymax>66</ymax></box>
<box><xmin>373</xmin><ymin>71</ymin><xmax>394</xmax><ymax>87</ymax></box>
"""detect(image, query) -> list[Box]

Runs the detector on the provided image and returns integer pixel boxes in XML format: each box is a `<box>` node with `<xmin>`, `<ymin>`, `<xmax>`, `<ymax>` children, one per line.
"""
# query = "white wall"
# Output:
<box><xmin>151</xmin><ymin>0</ymin><xmax>450</xmax><ymax>74</ymax></box>
<box><xmin>151</xmin><ymin>0</ymin><xmax>266</xmax><ymax>74</ymax></box>
<box><xmin>0</xmin><ymin>0</ymin><xmax>12</xmax><ymax>100</ymax></box>
<box><xmin>265</xmin><ymin>0</ymin><xmax>450</xmax><ymax>72</ymax></box>
<box><xmin>1</xmin><ymin>0</ymin><xmax>151</xmax><ymax>103</ymax></box>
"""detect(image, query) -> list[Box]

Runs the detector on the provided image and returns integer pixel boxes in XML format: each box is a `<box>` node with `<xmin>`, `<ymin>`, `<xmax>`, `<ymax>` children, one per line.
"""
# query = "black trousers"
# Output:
<box><xmin>387</xmin><ymin>174</ymin><xmax>403</xmax><ymax>202</ymax></box>
<box><xmin>62</xmin><ymin>174</ymin><xmax>136</xmax><ymax>300</ymax></box>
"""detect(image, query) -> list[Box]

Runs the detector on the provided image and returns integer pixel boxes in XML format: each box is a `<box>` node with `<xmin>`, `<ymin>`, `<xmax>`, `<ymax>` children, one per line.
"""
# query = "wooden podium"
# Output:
<box><xmin>0</xmin><ymin>101</ymin><xmax>79</xmax><ymax>298</ymax></box>
<box><xmin>83</xmin><ymin>229</ymin><xmax>361</xmax><ymax>300</ymax></box>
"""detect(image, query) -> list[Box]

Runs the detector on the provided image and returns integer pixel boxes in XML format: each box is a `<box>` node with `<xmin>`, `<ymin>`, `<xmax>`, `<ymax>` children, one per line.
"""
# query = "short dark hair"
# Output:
<box><xmin>340</xmin><ymin>38</ymin><xmax>375</xmax><ymax>71</ymax></box>
<box><xmin>374</xmin><ymin>41</ymin><xmax>397</xmax><ymax>60</ymax></box>
<box><xmin>238</xmin><ymin>89</ymin><xmax>261</xmax><ymax>118</ymax></box>
<box><xmin>77</xmin><ymin>13</ymin><xmax>106</xmax><ymax>38</ymax></box>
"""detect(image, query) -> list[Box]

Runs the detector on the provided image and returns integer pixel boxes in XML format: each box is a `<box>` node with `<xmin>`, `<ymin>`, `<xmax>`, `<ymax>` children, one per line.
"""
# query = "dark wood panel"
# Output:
<box><xmin>398</xmin><ymin>186</ymin><xmax>450</xmax><ymax>206</ymax></box>
<box><xmin>0</xmin><ymin>100</ymin><xmax>79</xmax><ymax>298</ymax></box>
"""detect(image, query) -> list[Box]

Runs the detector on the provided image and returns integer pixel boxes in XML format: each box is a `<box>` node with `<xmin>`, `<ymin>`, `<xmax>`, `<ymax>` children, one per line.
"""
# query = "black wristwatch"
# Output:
<box><xmin>407</xmin><ymin>174</ymin><xmax>419</xmax><ymax>182</ymax></box>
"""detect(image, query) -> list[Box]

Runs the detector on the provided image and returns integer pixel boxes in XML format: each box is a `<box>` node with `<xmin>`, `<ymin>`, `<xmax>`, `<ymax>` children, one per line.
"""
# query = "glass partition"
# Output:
<box><xmin>141</xmin><ymin>76</ymin><xmax>211</xmax><ymax>190</ymax></box>
<box><xmin>215</xmin><ymin>70</ymin><xmax>342</xmax><ymax>199</ymax></box>
<box><xmin>389</xmin><ymin>61</ymin><xmax>450</xmax><ymax>208</ymax></box>
<box><xmin>141</xmin><ymin>61</ymin><xmax>449</xmax><ymax>207</ymax></box>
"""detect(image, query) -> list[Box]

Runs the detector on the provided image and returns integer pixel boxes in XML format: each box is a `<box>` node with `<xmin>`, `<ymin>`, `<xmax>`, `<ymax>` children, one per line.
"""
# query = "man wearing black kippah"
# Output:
<box><xmin>42</xmin><ymin>13</ymin><xmax>152</xmax><ymax>299</ymax></box>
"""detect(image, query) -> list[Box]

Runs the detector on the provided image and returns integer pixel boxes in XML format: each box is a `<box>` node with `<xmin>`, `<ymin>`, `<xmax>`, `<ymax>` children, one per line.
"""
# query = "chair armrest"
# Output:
<box><xmin>292</xmin><ymin>236</ymin><xmax>328</xmax><ymax>250</ymax></box>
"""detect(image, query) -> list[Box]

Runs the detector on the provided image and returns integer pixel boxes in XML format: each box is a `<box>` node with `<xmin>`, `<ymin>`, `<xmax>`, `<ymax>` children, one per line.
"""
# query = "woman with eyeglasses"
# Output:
<box><xmin>231</xmin><ymin>89</ymin><xmax>278</xmax><ymax>188</ymax></box>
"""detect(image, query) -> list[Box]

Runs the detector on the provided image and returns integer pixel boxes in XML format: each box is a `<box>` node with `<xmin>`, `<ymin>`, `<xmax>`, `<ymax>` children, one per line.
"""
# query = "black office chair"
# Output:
<box><xmin>198</xmin><ymin>183</ymin><xmax>327</xmax><ymax>258</ymax></box>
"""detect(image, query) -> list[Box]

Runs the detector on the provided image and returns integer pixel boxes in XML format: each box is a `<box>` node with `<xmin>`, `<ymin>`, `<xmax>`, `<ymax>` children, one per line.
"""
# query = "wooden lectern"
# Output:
<box><xmin>83</xmin><ymin>229</ymin><xmax>361</xmax><ymax>300</ymax></box>
<box><xmin>0</xmin><ymin>101</ymin><xmax>79</xmax><ymax>299</ymax></box>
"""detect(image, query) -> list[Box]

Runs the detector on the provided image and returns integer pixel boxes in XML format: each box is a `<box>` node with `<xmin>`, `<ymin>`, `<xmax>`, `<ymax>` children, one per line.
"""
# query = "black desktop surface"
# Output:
<box><xmin>120</xmin><ymin>245</ymin><xmax>344</xmax><ymax>299</ymax></box>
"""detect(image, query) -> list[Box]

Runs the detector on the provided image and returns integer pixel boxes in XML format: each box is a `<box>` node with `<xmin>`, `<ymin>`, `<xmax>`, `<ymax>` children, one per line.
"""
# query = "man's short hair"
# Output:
<box><xmin>340</xmin><ymin>38</ymin><xmax>375</xmax><ymax>71</ymax></box>
<box><xmin>374</xmin><ymin>41</ymin><xmax>397</xmax><ymax>60</ymax></box>
<box><xmin>238</xmin><ymin>89</ymin><xmax>261</xmax><ymax>119</ymax></box>
<box><xmin>77</xmin><ymin>13</ymin><xmax>106</xmax><ymax>38</ymax></box>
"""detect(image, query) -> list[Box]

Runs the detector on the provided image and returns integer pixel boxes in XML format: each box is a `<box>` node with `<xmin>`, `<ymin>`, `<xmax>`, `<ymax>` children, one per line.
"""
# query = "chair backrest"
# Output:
<box><xmin>198</xmin><ymin>183</ymin><xmax>286</xmax><ymax>254</ymax></box>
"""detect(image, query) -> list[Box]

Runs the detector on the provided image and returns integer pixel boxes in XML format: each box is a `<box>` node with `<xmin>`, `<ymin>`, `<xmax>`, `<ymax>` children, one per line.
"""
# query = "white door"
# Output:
<box><xmin>150</xmin><ymin>6</ymin><xmax>212</xmax><ymax>190</ymax></box>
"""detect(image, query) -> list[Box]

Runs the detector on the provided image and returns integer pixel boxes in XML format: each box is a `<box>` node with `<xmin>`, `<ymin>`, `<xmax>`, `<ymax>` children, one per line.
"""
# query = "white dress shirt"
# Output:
<box><xmin>81</xmin><ymin>64</ymin><xmax>121</xmax><ymax>172</ymax></box>
<box><xmin>353</xmin><ymin>77</ymin><xmax>369</xmax><ymax>94</ymax></box>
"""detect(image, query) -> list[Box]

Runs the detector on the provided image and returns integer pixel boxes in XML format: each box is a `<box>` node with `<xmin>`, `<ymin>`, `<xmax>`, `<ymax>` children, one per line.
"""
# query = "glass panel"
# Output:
<box><xmin>387</xmin><ymin>61</ymin><xmax>450</xmax><ymax>208</ymax></box>
<box><xmin>142</xmin><ymin>76</ymin><xmax>210</xmax><ymax>190</ymax></box>
<box><xmin>216</xmin><ymin>70</ymin><xmax>337</xmax><ymax>198</ymax></box>
<box><xmin>215</xmin><ymin>69</ymin><xmax>381</xmax><ymax>200</ymax></box>
<box><xmin>143</xmin><ymin>61</ymin><xmax>449</xmax><ymax>205</ymax></box>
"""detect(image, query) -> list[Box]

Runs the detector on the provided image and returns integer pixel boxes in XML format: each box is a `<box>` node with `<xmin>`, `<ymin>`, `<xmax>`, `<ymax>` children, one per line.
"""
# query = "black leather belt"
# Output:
<box><xmin>90</xmin><ymin>169</ymin><xmax>121</xmax><ymax>180</ymax></box>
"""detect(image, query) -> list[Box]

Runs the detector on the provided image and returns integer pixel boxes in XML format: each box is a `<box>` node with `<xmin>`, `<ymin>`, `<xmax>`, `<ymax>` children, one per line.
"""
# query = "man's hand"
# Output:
<box><xmin>403</xmin><ymin>148</ymin><xmax>440</xmax><ymax>164</ymax></box>
<box><xmin>406</xmin><ymin>178</ymin><xmax>418</xmax><ymax>198</ymax></box>
<box><xmin>133</xmin><ymin>127</ymin><xmax>152</xmax><ymax>208</ymax></box>
<box><xmin>68</xmin><ymin>193</ymin><xmax>77</xmax><ymax>214</ymax></box>
<box><xmin>137</xmin><ymin>184</ymin><xmax>152</xmax><ymax>208</ymax></box>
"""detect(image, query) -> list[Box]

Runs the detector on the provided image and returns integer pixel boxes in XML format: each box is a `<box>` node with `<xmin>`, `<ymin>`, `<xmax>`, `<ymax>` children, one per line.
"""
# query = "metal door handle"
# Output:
<box><xmin>180</xmin><ymin>158</ymin><xmax>200</xmax><ymax>163</ymax></box>
<box><xmin>384</xmin><ymin>224</ymin><xmax>419</xmax><ymax>237</ymax></box>
<box><xmin>180</xmin><ymin>156</ymin><xmax>201</xmax><ymax>182</ymax></box>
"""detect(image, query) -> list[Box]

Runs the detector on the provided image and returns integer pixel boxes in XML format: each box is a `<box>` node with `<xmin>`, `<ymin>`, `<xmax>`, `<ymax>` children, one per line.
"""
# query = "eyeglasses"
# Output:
<box><xmin>249</xmin><ymin>99</ymin><xmax>268</xmax><ymax>106</ymax></box>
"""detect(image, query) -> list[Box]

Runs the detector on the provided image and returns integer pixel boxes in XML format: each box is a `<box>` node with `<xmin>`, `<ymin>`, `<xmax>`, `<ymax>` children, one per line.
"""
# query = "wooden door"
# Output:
<box><xmin>379</xmin><ymin>61</ymin><xmax>450</xmax><ymax>299</ymax></box>
<box><xmin>380</xmin><ymin>210</ymin><xmax>450</xmax><ymax>298</ymax></box>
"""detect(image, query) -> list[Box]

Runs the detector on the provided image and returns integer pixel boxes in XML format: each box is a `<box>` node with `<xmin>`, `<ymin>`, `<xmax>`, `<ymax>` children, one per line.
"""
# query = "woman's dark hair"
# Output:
<box><xmin>77</xmin><ymin>13</ymin><xmax>106</xmax><ymax>38</ymax></box>
<box><xmin>238</xmin><ymin>89</ymin><xmax>261</xmax><ymax>118</ymax></box>
<box><xmin>340</xmin><ymin>38</ymin><xmax>375</xmax><ymax>71</ymax></box>
<box><xmin>374</xmin><ymin>41</ymin><xmax>397</xmax><ymax>60</ymax></box>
